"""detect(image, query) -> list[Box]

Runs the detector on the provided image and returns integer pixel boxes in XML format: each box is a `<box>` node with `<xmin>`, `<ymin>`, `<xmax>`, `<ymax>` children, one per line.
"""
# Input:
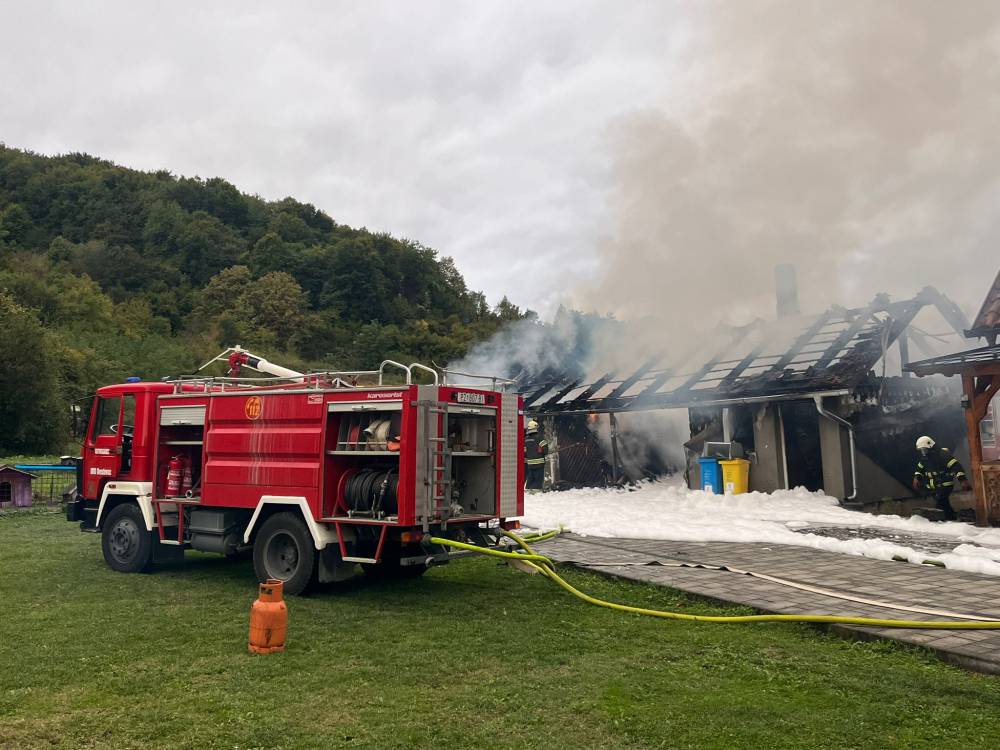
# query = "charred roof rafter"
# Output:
<box><xmin>522</xmin><ymin>287</ymin><xmax>965</xmax><ymax>416</ymax></box>
<box><xmin>604</xmin><ymin>356</ymin><xmax>664</xmax><ymax>401</ymax></box>
<box><xmin>813</xmin><ymin>295</ymin><xmax>888</xmax><ymax>370</ymax></box>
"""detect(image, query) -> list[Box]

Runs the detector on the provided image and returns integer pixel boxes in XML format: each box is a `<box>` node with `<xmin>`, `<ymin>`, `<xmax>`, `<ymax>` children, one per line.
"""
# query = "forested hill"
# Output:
<box><xmin>0</xmin><ymin>144</ymin><xmax>528</xmax><ymax>452</ymax></box>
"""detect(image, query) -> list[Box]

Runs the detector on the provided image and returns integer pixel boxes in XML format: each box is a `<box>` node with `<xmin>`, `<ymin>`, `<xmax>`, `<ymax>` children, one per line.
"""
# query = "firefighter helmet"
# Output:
<box><xmin>526</xmin><ymin>419</ymin><xmax>539</xmax><ymax>434</ymax></box>
<box><xmin>916</xmin><ymin>435</ymin><xmax>935</xmax><ymax>453</ymax></box>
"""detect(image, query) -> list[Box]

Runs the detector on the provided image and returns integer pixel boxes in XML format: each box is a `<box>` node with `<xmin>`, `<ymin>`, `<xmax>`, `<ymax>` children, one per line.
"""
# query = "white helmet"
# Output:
<box><xmin>916</xmin><ymin>436</ymin><xmax>935</xmax><ymax>452</ymax></box>
<box><xmin>526</xmin><ymin>419</ymin><xmax>539</xmax><ymax>434</ymax></box>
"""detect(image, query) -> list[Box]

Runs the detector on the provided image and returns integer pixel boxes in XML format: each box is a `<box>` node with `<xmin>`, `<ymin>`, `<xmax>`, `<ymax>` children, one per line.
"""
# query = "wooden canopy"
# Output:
<box><xmin>905</xmin><ymin>350</ymin><xmax>999</xmax><ymax>524</ymax></box>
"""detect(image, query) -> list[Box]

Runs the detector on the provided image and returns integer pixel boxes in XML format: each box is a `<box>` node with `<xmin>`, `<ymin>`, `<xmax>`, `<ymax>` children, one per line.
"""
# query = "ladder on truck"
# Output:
<box><xmin>416</xmin><ymin>392</ymin><xmax>453</xmax><ymax>531</ymax></box>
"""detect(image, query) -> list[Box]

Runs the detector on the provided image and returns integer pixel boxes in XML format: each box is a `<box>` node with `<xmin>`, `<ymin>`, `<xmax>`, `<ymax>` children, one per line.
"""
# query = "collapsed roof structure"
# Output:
<box><xmin>523</xmin><ymin>287</ymin><xmax>968</xmax><ymax>416</ymax></box>
<box><xmin>522</xmin><ymin>286</ymin><xmax>971</xmax><ymax>511</ymax></box>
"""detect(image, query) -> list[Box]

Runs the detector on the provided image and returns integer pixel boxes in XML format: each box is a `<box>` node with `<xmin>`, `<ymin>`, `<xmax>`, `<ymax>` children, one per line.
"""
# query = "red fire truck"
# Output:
<box><xmin>66</xmin><ymin>348</ymin><xmax>524</xmax><ymax>594</ymax></box>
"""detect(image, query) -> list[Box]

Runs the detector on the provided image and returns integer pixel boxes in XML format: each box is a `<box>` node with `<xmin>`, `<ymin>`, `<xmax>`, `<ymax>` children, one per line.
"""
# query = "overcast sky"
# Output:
<box><xmin>4</xmin><ymin>2</ymin><xmax>1000</xmax><ymax>326</ymax></box>
<box><xmin>0</xmin><ymin>1</ymin><xmax>689</xmax><ymax>314</ymax></box>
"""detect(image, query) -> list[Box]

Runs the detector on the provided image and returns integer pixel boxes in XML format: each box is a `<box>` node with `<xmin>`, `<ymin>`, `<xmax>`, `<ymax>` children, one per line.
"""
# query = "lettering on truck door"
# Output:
<box><xmin>85</xmin><ymin>395</ymin><xmax>123</xmax><ymax>498</ymax></box>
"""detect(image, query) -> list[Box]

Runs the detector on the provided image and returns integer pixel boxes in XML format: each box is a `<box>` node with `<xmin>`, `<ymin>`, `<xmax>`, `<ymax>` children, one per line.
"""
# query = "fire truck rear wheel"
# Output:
<box><xmin>252</xmin><ymin>512</ymin><xmax>317</xmax><ymax>595</ymax></box>
<box><xmin>101</xmin><ymin>502</ymin><xmax>154</xmax><ymax>574</ymax></box>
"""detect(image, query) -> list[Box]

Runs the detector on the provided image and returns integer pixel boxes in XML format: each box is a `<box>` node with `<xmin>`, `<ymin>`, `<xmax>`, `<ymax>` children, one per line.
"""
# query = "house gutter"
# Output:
<box><xmin>813</xmin><ymin>394</ymin><xmax>858</xmax><ymax>501</ymax></box>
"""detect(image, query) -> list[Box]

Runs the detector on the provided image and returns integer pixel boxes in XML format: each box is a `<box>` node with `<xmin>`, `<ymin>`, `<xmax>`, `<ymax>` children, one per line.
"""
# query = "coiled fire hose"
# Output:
<box><xmin>427</xmin><ymin>530</ymin><xmax>1000</xmax><ymax>630</ymax></box>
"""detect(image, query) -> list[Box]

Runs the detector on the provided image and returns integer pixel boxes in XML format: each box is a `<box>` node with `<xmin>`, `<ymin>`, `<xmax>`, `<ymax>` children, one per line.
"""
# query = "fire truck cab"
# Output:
<box><xmin>67</xmin><ymin>355</ymin><xmax>524</xmax><ymax>594</ymax></box>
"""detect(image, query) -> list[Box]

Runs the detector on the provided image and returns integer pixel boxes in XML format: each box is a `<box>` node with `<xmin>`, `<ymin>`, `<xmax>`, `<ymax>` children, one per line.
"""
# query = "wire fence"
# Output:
<box><xmin>18</xmin><ymin>465</ymin><xmax>76</xmax><ymax>508</ymax></box>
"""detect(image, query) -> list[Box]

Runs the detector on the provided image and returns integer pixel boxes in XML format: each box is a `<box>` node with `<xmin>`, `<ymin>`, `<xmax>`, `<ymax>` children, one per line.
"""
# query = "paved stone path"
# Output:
<box><xmin>533</xmin><ymin>534</ymin><xmax>1000</xmax><ymax>675</ymax></box>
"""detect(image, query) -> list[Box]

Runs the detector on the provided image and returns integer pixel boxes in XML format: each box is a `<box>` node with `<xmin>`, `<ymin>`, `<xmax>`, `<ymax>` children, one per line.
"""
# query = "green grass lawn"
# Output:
<box><xmin>3</xmin><ymin>511</ymin><xmax>1000</xmax><ymax>749</ymax></box>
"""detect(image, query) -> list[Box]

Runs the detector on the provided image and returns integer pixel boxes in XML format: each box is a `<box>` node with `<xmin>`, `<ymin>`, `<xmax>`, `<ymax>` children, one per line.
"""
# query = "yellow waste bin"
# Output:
<box><xmin>719</xmin><ymin>459</ymin><xmax>750</xmax><ymax>494</ymax></box>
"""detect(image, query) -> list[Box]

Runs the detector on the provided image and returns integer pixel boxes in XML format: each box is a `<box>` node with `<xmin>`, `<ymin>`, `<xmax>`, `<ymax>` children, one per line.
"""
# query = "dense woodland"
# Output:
<box><xmin>0</xmin><ymin>144</ymin><xmax>530</xmax><ymax>453</ymax></box>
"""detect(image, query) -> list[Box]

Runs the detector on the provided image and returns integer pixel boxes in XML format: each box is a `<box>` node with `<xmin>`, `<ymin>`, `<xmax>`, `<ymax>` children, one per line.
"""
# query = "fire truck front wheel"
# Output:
<box><xmin>252</xmin><ymin>512</ymin><xmax>317</xmax><ymax>595</ymax></box>
<box><xmin>101</xmin><ymin>503</ymin><xmax>154</xmax><ymax>573</ymax></box>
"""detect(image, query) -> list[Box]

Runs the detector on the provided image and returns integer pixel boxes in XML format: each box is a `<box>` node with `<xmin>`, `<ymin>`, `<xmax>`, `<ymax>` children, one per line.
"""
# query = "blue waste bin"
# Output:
<box><xmin>698</xmin><ymin>457</ymin><xmax>722</xmax><ymax>494</ymax></box>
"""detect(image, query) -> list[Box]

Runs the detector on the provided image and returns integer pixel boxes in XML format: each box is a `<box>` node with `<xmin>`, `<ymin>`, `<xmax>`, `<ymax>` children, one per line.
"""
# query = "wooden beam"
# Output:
<box><xmin>537</xmin><ymin>380</ymin><xmax>583</xmax><ymax>410</ymax></box>
<box><xmin>674</xmin><ymin>326</ymin><xmax>756</xmax><ymax>395</ymax></box>
<box><xmin>814</xmin><ymin>295</ymin><xmax>895</xmax><ymax>371</ymax></box>
<box><xmin>564</xmin><ymin>371</ymin><xmax>616</xmax><ymax>406</ymax></box>
<box><xmin>721</xmin><ymin>339</ymin><xmax>769</xmax><ymax>385</ymax></box>
<box><xmin>769</xmin><ymin>310</ymin><xmax>835</xmax><ymax>373</ymax></box>
<box><xmin>605</xmin><ymin>357</ymin><xmax>662</xmax><ymax>400</ymax></box>
<box><xmin>964</xmin><ymin>373</ymin><xmax>994</xmax><ymax>525</ymax></box>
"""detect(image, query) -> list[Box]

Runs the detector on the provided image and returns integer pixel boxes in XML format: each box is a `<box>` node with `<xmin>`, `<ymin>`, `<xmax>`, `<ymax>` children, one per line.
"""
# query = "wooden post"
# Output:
<box><xmin>898</xmin><ymin>331</ymin><xmax>910</xmax><ymax>377</ymax></box>
<box><xmin>963</xmin><ymin>374</ymin><xmax>986</xmax><ymax>524</ymax></box>
<box><xmin>965</xmin><ymin>373</ymin><xmax>999</xmax><ymax>525</ymax></box>
<box><xmin>609</xmin><ymin>412</ymin><xmax>621</xmax><ymax>483</ymax></box>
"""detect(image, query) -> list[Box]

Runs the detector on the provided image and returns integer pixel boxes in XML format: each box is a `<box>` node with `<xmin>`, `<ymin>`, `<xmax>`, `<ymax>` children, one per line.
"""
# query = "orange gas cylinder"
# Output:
<box><xmin>248</xmin><ymin>578</ymin><xmax>288</xmax><ymax>654</ymax></box>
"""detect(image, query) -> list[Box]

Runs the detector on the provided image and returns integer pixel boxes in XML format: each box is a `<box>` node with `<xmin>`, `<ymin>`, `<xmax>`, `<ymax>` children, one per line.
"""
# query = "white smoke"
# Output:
<box><xmin>453</xmin><ymin>1</ymin><xmax>1000</xmax><ymax>476</ymax></box>
<box><xmin>580</xmin><ymin>0</ymin><xmax>1000</xmax><ymax>323</ymax></box>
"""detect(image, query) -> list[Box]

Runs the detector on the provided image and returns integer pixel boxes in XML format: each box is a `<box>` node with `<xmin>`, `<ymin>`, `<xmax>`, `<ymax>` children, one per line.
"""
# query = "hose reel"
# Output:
<box><xmin>342</xmin><ymin>468</ymin><xmax>399</xmax><ymax>517</ymax></box>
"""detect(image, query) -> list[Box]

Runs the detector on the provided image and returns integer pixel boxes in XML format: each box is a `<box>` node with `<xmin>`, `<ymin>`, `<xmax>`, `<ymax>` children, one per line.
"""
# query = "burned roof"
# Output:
<box><xmin>523</xmin><ymin>287</ymin><xmax>967</xmax><ymax>416</ymax></box>
<box><xmin>905</xmin><ymin>343</ymin><xmax>1000</xmax><ymax>377</ymax></box>
<box><xmin>967</xmin><ymin>268</ymin><xmax>1000</xmax><ymax>339</ymax></box>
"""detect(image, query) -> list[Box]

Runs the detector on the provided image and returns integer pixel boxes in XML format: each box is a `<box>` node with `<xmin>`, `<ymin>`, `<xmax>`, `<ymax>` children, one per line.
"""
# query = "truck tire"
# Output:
<box><xmin>102</xmin><ymin>502</ymin><xmax>155</xmax><ymax>573</ymax></box>
<box><xmin>253</xmin><ymin>512</ymin><xmax>317</xmax><ymax>595</ymax></box>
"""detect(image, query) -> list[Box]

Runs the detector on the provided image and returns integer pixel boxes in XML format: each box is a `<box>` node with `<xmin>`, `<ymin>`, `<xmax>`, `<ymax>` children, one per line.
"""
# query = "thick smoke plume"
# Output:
<box><xmin>582</xmin><ymin>0</ymin><xmax>1000</xmax><ymax>324</ymax></box>
<box><xmin>454</xmin><ymin>2</ymin><xmax>1000</xmax><ymax>473</ymax></box>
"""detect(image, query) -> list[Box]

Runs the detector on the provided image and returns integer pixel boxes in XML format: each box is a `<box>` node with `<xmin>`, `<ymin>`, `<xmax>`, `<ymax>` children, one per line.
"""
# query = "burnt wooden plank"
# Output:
<box><xmin>813</xmin><ymin>295</ymin><xmax>893</xmax><ymax>370</ymax></box>
<box><xmin>672</xmin><ymin>325</ymin><xmax>756</xmax><ymax>394</ymax></box>
<box><xmin>564</xmin><ymin>371</ymin><xmax>617</xmax><ymax>406</ymax></box>
<box><xmin>522</xmin><ymin>370</ymin><xmax>565</xmax><ymax>408</ymax></box>
<box><xmin>768</xmin><ymin>309</ymin><xmax>837</xmax><ymax>373</ymax></box>
<box><xmin>537</xmin><ymin>379</ymin><xmax>584</xmax><ymax>409</ymax></box>
<box><xmin>720</xmin><ymin>338</ymin><xmax>770</xmax><ymax>385</ymax></box>
<box><xmin>605</xmin><ymin>357</ymin><xmax>663</xmax><ymax>400</ymax></box>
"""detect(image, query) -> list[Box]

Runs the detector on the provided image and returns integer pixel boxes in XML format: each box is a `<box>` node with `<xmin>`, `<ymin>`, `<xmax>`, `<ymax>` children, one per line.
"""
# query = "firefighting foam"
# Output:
<box><xmin>520</xmin><ymin>479</ymin><xmax>1000</xmax><ymax>577</ymax></box>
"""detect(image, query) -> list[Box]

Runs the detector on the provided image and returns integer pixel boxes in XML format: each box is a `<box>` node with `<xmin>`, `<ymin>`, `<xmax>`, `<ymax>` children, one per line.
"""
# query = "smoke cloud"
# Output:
<box><xmin>455</xmin><ymin>2</ymin><xmax>1000</xmax><ymax>478</ymax></box>
<box><xmin>581</xmin><ymin>1</ymin><xmax>1000</xmax><ymax>325</ymax></box>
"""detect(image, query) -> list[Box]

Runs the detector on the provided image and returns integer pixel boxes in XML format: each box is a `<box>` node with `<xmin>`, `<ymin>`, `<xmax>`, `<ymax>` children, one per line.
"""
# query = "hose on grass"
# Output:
<box><xmin>425</xmin><ymin>530</ymin><xmax>1000</xmax><ymax>631</ymax></box>
<box><xmin>518</xmin><ymin>526</ymin><xmax>563</xmax><ymax>544</ymax></box>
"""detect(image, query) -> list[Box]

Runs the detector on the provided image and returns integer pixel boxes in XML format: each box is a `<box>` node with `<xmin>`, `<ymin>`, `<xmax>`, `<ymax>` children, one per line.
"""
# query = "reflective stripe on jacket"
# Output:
<box><xmin>525</xmin><ymin>435</ymin><xmax>548</xmax><ymax>466</ymax></box>
<box><xmin>914</xmin><ymin>448</ymin><xmax>966</xmax><ymax>490</ymax></box>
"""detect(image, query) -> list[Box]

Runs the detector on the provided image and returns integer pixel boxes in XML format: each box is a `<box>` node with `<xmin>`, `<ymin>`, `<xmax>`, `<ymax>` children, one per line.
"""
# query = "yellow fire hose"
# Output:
<box><xmin>427</xmin><ymin>530</ymin><xmax>1000</xmax><ymax>630</ymax></box>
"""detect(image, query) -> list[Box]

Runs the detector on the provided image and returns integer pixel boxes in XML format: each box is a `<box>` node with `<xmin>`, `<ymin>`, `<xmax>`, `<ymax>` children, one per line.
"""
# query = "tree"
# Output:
<box><xmin>193</xmin><ymin>265</ymin><xmax>309</xmax><ymax>347</ymax></box>
<box><xmin>175</xmin><ymin>211</ymin><xmax>246</xmax><ymax>284</ymax></box>
<box><xmin>242</xmin><ymin>271</ymin><xmax>309</xmax><ymax>344</ymax></box>
<box><xmin>0</xmin><ymin>203</ymin><xmax>33</xmax><ymax>245</ymax></box>
<box><xmin>494</xmin><ymin>296</ymin><xmax>525</xmax><ymax>321</ymax></box>
<box><xmin>141</xmin><ymin>199</ymin><xmax>188</xmax><ymax>256</ymax></box>
<box><xmin>0</xmin><ymin>293</ymin><xmax>66</xmax><ymax>452</ymax></box>
<box><xmin>249</xmin><ymin>232</ymin><xmax>298</xmax><ymax>278</ymax></box>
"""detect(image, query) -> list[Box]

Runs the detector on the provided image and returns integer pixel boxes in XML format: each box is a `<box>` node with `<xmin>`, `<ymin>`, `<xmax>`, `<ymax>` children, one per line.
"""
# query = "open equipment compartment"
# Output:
<box><xmin>155</xmin><ymin>403</ymin><xmax>206</xmax><ymax>500</ymax></box>
<box><xmin>324</xmin><ymin>399</ymin><xmax>404</xmax><ymax>519</ymax></box>
<box><xmin>447</xmin><ymin>403</ymin><xmax>497</xmax><ymax>516</ymax></box>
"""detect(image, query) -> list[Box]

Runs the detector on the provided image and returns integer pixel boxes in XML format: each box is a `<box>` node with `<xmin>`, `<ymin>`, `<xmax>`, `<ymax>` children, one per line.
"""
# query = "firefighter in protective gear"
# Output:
<box><xmin>524</xmin><ymin>419</ymin><xmax>548</xmax><ymax>492</ymax></box>
<box><xmin>912</xmin><ymin>436</ymin><xmax>971</xmax><ymax>522</ymax></box>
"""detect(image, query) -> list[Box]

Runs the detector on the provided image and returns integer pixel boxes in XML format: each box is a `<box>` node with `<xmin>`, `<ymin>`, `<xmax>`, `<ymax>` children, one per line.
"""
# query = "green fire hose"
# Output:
<box><xmin>427</xmin><ymin>530</ymin><xmax>1000</xmax><ymax>630</ymax></box>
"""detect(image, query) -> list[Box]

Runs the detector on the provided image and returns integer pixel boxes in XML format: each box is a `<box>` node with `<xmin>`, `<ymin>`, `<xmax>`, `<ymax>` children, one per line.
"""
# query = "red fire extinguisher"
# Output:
<box><xmin>180</xmin><ymin>455</ymin><xmax>193</xmax><ymax>496</ymax></box>
<box><xmin>166</xmin><ymin>455</ymin><xmax>183</xmax><ymax>497</ymax></box>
